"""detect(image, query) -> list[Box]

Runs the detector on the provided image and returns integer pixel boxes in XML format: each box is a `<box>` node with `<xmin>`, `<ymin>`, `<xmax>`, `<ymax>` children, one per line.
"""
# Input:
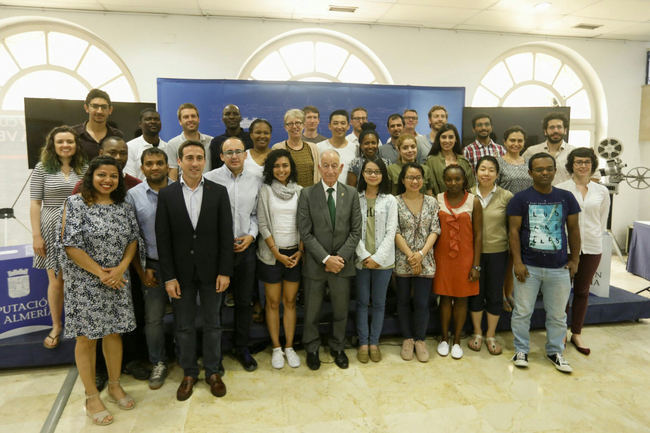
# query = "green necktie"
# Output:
<box><xmin>327</xmin><ymin>187</ymin><xmax>336</xmax><ymax>230</ymax></box>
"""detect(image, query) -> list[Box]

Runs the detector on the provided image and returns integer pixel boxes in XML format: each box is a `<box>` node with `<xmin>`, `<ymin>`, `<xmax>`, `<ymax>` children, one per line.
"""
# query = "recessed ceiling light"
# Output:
<box><xmin>534</xmin><ymin>2</ymin><xmax>552</xmax><ymax>11</ymax></box>
<box><xmin>329</xmin><ymin>5</ymin><xmax>358</xmax><ymax>13</ymax></box>
<box><xmin>573</xmin><ymin>23</ymin><xmax>602</xmax><ymax>30</ymax></box>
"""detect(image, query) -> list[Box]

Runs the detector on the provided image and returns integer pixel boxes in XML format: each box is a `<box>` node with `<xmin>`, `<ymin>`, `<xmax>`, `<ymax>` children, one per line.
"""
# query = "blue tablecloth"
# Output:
<box><xmin>627</xmin><ymin>221</ymin><xmax>650</xmax><ymax>280</ymax></box>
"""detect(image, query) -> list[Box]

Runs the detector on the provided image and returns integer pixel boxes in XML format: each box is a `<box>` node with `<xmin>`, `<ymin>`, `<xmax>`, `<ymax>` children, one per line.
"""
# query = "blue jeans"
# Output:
<box><xmin>141</xmin><ymin>260</ymin><xmax>168</xmax><ymax>364</ymax></box>
<box><xmin>511</xmin><ymin>265</ymin><xmax>571</xmax><ymax>355</ymax></box>
<box><xmin>355</xmin><ymin>268</ymin><xmax>392</xmax><ymax>346</ymax></box>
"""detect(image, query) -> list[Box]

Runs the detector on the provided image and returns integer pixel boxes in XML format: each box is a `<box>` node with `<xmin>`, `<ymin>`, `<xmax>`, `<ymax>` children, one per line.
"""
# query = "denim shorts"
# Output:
<box><xmin>257</xmin><ymin>248</ymin><xmax>302</xmax><ymax>283</ymax></box>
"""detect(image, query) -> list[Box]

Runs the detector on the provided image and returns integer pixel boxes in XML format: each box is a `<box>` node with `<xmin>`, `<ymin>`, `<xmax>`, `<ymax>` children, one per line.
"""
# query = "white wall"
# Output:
<box><xmin>1</xmin><ymin>8</ymin><xmax>648</xmax><ymax>247</ymax></box>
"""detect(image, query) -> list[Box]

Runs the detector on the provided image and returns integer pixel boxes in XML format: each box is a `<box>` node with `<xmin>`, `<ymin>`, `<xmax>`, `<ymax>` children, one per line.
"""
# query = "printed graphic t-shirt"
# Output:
<box><xmin>507</xmin><ymin>186</ymin><xmax>580</xmax><ymax>269</ymax></box>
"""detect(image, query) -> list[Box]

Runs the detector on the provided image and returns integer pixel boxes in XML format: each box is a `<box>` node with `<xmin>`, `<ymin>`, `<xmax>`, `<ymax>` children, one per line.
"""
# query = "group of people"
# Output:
<box><xmin>30</xmin><ymin>88</ymin><xmax>610</xmax><ymax>426</ymax></box>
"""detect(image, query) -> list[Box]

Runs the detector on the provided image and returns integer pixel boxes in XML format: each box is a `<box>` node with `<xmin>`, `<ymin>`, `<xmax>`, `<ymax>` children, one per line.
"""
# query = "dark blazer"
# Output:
<box><xmin>298</xmin><ymin>181</ymin><xmax>362</xmax><ymax>279</ymax></box>
<box><xmin>155</xmin><ymin>179</ymin><xmax>234</xmax><ymax>286</ymax></box>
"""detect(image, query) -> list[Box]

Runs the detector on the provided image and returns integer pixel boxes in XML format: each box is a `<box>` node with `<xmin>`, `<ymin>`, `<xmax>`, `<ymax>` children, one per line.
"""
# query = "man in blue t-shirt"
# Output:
<box><xmin>507</xmin><ymin>152</ymin><xmax>581</xmax><ymax>373</ymax></box>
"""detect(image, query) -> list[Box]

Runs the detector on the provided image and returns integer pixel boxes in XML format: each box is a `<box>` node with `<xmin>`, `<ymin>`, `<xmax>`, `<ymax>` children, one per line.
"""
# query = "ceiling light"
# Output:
<box><xmin>329</xmin><ymin>5</ymin><xmax>358</xmax><ymax>13</ymax></box>
<box><xmin>573</xmin><ymin>23</ymin><xmax>603</xmax><ymax>30</ymax></box>
<box><xmin>534</xmin><ymin>2</ymin><xmax>551</xmax><ymax>11</ymax></box>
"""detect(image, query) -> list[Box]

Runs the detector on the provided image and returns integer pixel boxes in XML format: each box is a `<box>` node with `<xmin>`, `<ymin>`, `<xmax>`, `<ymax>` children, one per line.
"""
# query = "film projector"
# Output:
<box><xmin>596</xmin><ymin>137</ymin><xmax>650</xmax><ymax>261</ymax></box>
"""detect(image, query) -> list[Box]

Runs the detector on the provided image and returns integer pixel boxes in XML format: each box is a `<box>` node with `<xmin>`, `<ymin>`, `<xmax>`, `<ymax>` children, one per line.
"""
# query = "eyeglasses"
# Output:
<box><xmin>363</xmin><ymin>169</ymin><xmax>381</xmax><ymax>176</ymax></box>
<box><xmin>352</xmin><ymin>116</ymin><xmax>367</xmax><ymax>122</ymax></box>
<box><xmin>285</xmin><ymin>121</ymin><xmax>303</xmax><ymax>128</ymax></box>
<box><xmin>573</xmin><ymin>160</ymin><xmax>592</xmax><ymax>166</ymax></box>
<box><xmin>89</xmin><ymin>103</ymin><xmax>109</xmax><ymax>110</ymax></box>
<box><xmin>223</xmin><ymin>149</ymin><xmax>245</xmax><ymax>157</ymax></box>
<box><xmin>403</xmin><ymin>116</ymin><xmax>418</xmax><ymax>121</ymax></box>
<box><xmin>405</xmin><ymin>175</ymin><xmax>423</xmax><ymax>182</ymax></box>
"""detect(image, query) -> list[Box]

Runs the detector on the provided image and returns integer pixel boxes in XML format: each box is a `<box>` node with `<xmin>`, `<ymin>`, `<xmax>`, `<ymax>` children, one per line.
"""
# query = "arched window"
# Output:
<box><xmin>0</xmin><ymin>18</ymin><xmax>139</xmax><ymax>245</ymax></box>
<box><xmin>239</xmin><ymin>28</ymin><xmax>393</xmax><ymax>84</ymax></box>
<box><xmin>0</xmin><ymin>18</ymin><xmax>139</xmax><ymax>112</ymax></box>
<box><xmin>471</xmin><ymin>42</ymin><xmax>607</xmax><ymax>148</ymax></box>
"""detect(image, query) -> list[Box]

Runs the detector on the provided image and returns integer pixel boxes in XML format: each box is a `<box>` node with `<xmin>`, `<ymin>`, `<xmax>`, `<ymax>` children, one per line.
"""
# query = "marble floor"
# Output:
<box><xmin>1</xmin><ymin>258</ymin><xmax>649</xmax><ymax>433</ymax></box>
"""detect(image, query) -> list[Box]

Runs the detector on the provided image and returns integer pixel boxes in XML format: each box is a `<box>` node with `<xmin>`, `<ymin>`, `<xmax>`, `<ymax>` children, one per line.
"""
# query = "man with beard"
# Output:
<box><xmin>463</xmin><ymin>113</ymin><xmax>505</xmax><ymax>170</ymax></box>
<box><xmin>209</xmin><ymin>104</ymin><xmax>254</xmax><ymax>169</ymax></box>
<box><xmin>73</xmin><ymin>89</ymin><xmax>123</xmax><ymax>160</ymax></box>
<box><xmin>125</xmin><ymin>109</ymin><xmax>168</xmax><ymax>180</ymax></box>
<box><xmin>427</xmin><ymin>105</ymin><xmax>448</xmax><ymax>150</ymax></box>
<box><xmin>126</xmin><ymin>147</ymin><xmax>173</xmax><ymax>390</ymax></box>
<box><xmin>166</xmin><ymin>103</ymin><xmax>213</xmax><ymax>180</ymax></box>
<box><xmin>522</xmin><ymin>112</ymin><xmax>575</xmax><ymax>185</ymax></box>
<box><xmin>346</xmin><ymin>106</ymin><xmax>382</xmax><ymax>149</ymax></box>
<box><xmin>378</xmin><ymin>113</ymin><xmax>404</xmax><ymax>164</ymax></box>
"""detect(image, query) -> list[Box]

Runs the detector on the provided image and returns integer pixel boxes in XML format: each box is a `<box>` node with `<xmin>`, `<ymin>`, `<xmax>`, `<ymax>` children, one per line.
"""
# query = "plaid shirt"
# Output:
<box><xmin>463</xmin><ymin>139</ymin><xmax>506</xmax><ymax>170</ymax></box>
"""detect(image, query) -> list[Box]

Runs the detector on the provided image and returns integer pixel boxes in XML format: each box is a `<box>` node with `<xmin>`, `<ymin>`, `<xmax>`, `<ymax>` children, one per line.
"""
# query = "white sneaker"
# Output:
<box><xmin>437</xmin><ymin>341</ymin><xmax>450</xmax><ymax>357</ymax></box>
<box><xmin>285</xmin><ymin>347</ymin><xmax>300</xmax><ymax>368</ymax></box>
<box><xmin>271</xmin><ymin>347</ymin><xmax>284</xmax><ymax>369</ymax></box>
<box><xmin>451</xmin><ymin>343</ymin><xmax>463</xmax><ymax>359</ymax></box>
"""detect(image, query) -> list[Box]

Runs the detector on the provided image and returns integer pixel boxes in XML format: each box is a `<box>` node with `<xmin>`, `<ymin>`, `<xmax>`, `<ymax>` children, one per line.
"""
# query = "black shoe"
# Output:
<box><xmin>330</xmin><ymin>350</ymin><xmax>349</xmax><ymax>369</ymax></box>
<box><xmin>124</xmin><ymin>360</ymin><xmax>151</xmax><ymax>380</ymax></box>
<box><xmin>95</xmin><ymin>370</ymin><xmax>108</xmax><ymax>392</ymax></box>
<box><xmin>306</xmin><ymin>351</ymin><xmax>321</xmax><ymax>370</ymax></box>
<box><xmin>234</xmin><ymin>347</ymin><xmax>258</xmax><ymax>372</ymax></box>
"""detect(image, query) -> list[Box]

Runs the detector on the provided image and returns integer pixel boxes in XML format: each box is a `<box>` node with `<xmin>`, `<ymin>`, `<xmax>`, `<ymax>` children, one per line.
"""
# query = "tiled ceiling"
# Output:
<box><xmin>1</xmin><ymin>0</ymin><xmax>650</xmax><ymax>41</ymax></box>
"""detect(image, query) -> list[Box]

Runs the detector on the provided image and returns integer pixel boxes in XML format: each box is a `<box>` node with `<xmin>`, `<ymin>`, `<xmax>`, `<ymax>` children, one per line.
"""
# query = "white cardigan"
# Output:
<box><xmin>355</xmin><ymin>192</ymin><xmax>398</xmax><ymax>269</ymax></box>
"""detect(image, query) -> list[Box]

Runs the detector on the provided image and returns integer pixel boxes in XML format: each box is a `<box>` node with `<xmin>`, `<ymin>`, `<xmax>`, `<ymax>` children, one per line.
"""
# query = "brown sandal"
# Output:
<box><xmin>485</xmin><ymin>337</ymin><xmax>502</xmax><ymax>355</ymax></box>
<box><xmin>43</xmin><ymin>331</ymin><xmax>61</xmax><ymax>349</ymax></box>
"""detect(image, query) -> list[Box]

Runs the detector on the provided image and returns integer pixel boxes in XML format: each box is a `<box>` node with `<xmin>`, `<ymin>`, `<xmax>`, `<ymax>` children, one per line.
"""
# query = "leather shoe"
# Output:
<box><xmin>331</xmin><ymin>350</ymin><xmax>349</xmax><ymax>369</ymax></box>
<box><xmin>176</xmin><ymin>376</ymin><xmax>198</xmax><ymax>401</ymax></box>
<box><xmin>233</xmin><ymin>347</ymin><xmax>258</xmax><ymax>372</ymax></box>
<box><xmin>570</xmin><ymin>336</ymin><xmax>591</xmax><ymax>356</ymax></box>
<box><xmin>306</xmin><ymin>351</ymin><xmax>321</xmax><ymax>370</ymax></box>
<box><xmin>206</xmin><ymin>373</ymin><xmax>227</xmax><ymax>397</ymax></box>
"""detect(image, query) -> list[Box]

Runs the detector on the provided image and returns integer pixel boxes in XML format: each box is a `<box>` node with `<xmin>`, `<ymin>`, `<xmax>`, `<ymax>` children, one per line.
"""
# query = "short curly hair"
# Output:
<box><xmin>565</xmin><ymin>147</ymin><xmax>598</xmax><ymax>175</ymax></box>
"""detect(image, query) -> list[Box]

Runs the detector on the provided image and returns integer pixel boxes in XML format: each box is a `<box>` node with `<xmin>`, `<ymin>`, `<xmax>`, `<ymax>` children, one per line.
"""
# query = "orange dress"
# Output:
<box><xmin>433</xmin><ymin>192</ymin><xmax>479</xmax><ymax>297</ymax></box>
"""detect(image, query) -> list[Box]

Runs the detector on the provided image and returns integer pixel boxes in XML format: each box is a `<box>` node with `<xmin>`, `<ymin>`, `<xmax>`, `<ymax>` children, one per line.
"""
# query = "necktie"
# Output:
<box><xmin>327</xmin><ymin>187</ymin><xmax>336</xmax><ymax>230</ymax></box>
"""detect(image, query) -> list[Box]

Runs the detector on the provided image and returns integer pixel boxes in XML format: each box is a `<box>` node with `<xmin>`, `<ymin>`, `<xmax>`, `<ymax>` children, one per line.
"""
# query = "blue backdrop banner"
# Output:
<box><xmin>156</xmin><ymin>79</ymin><xmax>465</xmax><ymax>144</ymax></box>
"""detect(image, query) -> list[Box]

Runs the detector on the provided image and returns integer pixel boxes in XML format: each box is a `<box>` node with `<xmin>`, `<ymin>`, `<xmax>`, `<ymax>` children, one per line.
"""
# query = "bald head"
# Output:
<box><xmin>319</xmin><ymin>149</ymin><xmax>342</xmax><ymax>187</ymax></box>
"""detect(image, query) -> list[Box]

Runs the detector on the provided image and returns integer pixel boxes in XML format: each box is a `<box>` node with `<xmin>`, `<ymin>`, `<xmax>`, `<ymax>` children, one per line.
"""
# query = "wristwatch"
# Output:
<box><xmin>472</xmin><ymin>265</ymin><xmax>481</xmax><ymax>272</ymax></box>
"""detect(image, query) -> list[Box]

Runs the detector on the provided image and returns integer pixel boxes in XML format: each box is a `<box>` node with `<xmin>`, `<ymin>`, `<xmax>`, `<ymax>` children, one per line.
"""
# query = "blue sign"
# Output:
<box><xmin>157</xmin><ymin>79</ymin><xmax>465</xmax><ymax>144</ymax></box>
<box><xmin>0</xmin><ymin>245</ymin><xmax>50</xmax><ymax>339</ymax></box>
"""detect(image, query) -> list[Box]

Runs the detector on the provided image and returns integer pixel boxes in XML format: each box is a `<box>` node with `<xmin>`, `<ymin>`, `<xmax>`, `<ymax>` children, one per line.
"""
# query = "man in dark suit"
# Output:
<box><xmin>155</xmin><ymin>140</ymin><xmax>234</xmax><ymax>400</ymax></box>
<box><xmin>298</xmin><ymin>149</ymin><xmax>362</xmax><ymax>370</ymax></box>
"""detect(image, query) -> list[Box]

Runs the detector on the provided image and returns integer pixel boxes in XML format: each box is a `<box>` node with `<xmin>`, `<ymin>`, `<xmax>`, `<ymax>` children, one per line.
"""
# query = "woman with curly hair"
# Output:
<box><xmin>29</xmin><ymin>125</ymin><xmax>87</xmax><ymax>349</ymax></box>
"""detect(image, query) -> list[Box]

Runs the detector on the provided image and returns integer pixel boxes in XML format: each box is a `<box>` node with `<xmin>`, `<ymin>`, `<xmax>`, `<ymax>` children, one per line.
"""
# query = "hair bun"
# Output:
<box><xmin>361</xmin><ymin>122</ymin><xmax>376</xmax><ymax>131</ymax></box>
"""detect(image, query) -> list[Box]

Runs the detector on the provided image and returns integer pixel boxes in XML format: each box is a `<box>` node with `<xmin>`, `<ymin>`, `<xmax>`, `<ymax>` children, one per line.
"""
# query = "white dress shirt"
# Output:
<box><xmin>180</xmin><ymin>176</ymin><xmax>204</xmax><ymax>230</ymax></box>
<box><xmin>556</xmin><ymin>179</ymin><xmax>610</xmax><ymax>254</ymax></box>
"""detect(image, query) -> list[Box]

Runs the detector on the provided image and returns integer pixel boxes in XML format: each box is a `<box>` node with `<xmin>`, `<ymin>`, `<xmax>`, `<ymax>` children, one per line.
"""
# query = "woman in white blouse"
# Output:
<box><xmin>257</xmin><ymin>149</ymin><xmax>303</xmax><ymax>369</ymax></box>
<box><xmin>355</xmin><ymin>159</ymin><xmax>397</xmax><ymax>363</ymax></box>
<box><xmin>557</xmin><ymin>147</ymin><xmax>610</xmax><ymax>356</ymax></box>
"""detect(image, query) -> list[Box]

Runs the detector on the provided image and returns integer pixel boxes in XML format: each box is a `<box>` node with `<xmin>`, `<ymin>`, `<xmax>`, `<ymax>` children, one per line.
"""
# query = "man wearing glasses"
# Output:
<box><xmin>346</xmin><ymin>107</ymin><xmax>383</xmax><ymax>149</ymax></box>
<box><xmin>205</xmin><ymin>137</ymin><xmax>262</xmax><ymax>373</ymax></box>
<box><xmin>209</xmin><ymin>104</ymin><xmax>254</xmax><ymax>169</ymax></box>
<box><xmin>402</xmin><ymin>109</ymin><xmax>431</xmax><ymax>164</ymax></box>
<box><xmin>73</xmin><ymin>88</ymin><xmax>123</xmax><ymax>159</ymax></box>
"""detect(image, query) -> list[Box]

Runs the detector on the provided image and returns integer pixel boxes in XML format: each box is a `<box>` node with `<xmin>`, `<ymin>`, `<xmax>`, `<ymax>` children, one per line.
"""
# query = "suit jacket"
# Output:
<box><xmin>298</xmin><ymin>181</ymin><xmax>362</xmax><ymax>279</ymax></box>
<box><xmin>155</xmin><ymin>179</ymin><xmax>234</xmax><ymax>286</ymax></box>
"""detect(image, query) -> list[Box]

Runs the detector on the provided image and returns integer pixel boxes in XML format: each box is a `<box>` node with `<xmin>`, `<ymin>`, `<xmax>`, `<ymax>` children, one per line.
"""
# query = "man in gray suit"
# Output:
<box><xmin>298</xmin><ymin>149</ymin><xmax>362</xmax><ymax>370</ymax></box>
